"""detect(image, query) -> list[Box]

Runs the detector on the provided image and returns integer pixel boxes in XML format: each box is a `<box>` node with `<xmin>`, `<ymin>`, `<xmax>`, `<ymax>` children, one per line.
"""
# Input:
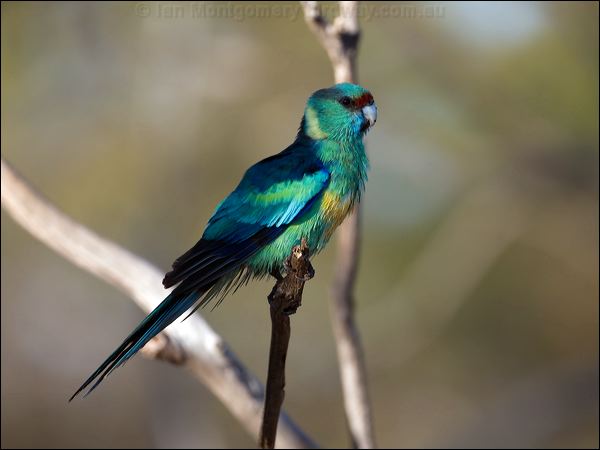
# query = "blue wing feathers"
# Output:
<box><xmin>72</xmin><ymin>142</ymin><xmax>329</xmax><ymax>400</ymax></box>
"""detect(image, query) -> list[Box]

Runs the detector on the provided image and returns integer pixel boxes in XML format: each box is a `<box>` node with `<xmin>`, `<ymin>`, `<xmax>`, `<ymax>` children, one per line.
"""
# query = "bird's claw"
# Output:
<box><xmin>283</xmin><ymin>257</ymin><xmax>292</xmax><ymax>273</ymax></box>
<box><xmin>295</xmin><ymin>263</ymin><xmax>315</xmax><ymax>281</ymax></box>
<box><xmin>270</xmin><ymin>268</ymin><xmax>283</xmax><ymax>281</ymax></box>
<box><xmin>281</xmin><ymin>249</ymin><xmax>315</xmax><ymax>281</ymax></box>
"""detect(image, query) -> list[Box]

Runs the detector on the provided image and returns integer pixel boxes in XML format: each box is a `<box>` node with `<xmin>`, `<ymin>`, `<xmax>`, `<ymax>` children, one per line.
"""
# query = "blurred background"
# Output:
<box><xmin>1</xmin><ymin>1</ymin><xmax>598</xmax><ymax>448</ymax></box>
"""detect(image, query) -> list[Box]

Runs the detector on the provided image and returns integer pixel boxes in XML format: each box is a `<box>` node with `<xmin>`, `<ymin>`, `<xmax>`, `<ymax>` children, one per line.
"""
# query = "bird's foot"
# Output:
<box><xmin>283</xmin><ymin>257</ymin><xmax>292</xmax><ymax>274</ymax></box>
<box><xmin>283</xmin><ymin>252</ymin><xmax>315</xmax><ymax>281</ymax></box>
<box><xmin>302</xmin><ymin>262</ymin><xmax>315</xmax><ymax>281</ymax></box>
<box><xmin>270</xmin><ymin>268</ymin><xmax>283</xmax><ymax>281</ymax></box>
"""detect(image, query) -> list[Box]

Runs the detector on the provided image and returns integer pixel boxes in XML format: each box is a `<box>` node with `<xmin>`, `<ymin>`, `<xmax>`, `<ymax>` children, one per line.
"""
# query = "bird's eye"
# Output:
<box><xmin>339</xmin><ymin>97</ymin><xmax>353</xmax><ymax>107</ymax></box>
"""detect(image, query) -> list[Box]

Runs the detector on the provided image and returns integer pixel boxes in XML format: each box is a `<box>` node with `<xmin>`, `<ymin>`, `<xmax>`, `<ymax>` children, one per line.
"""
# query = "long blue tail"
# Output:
<box><xmin>70</xmin><ymin>231</ymin><xmax>279</xmax><ymax>400</ymax></box>
<box><xmin>69</xmin><ymin>289</ymin><xmax>200</xmax><ymax>401</ymax></box>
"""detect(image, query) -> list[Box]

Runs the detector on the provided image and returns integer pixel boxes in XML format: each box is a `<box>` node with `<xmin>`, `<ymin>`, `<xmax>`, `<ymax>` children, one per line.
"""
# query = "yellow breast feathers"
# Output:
<box><xmin>321</xmin><ymin>191</ymin><xmax>355</xmax><ymax>229</ymax></box>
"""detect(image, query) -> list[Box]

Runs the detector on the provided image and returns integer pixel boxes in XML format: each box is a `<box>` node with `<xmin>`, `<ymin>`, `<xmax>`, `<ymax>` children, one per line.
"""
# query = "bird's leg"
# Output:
<box><xmin>305</xmin><ymin>262</ymin><xmax>315</xmax><ymax>281</ymax></box>
<box><xmin>288</xmin><ymin>245</ymin><xmax>315</xmax><ymax>282</ymax></box>
<box><xmin>283</xmin><ymin>256</ymin><xmax>292</xmax><ymax>275</ymax></box>
<box><xmin>270</xmin><ymin>267</ymin><xmax>283</xmax><ymax>281</ymax></box>
<box><xmin>267</xmin><ymin>269</ymin><xmax>283</xmax><ymax>306</ymax></box>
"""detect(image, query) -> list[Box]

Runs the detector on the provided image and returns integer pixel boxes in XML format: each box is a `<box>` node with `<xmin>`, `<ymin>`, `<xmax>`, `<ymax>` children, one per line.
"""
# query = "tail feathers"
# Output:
<box><xmin>69</xmin><ymin>290</ymin><xmax>201</xmax><ymax>401</ymax></box>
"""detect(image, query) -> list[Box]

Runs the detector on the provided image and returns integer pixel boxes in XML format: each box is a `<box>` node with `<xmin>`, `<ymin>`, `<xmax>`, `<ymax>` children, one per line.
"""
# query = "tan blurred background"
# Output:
<box><xmin>1</xmin><ymin>1</ymin><xmax>598</xmax><ymax>448</ymax></box>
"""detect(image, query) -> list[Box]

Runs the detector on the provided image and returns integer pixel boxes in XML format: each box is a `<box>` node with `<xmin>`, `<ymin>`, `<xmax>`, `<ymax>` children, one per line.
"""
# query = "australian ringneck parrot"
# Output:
<box><xmin>71</xmin><ymin>82</ymin><xmax>377</xmax><ymax>400</ymax></box>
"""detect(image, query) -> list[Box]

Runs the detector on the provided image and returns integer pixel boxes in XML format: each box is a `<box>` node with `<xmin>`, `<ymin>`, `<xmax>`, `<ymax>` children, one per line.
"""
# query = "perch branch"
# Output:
<box><xmin>301</xmin><ymin>2</ymin><xmax>376</xmax><ymax>448</ymax></box>
<box><xmin>260</xmin><ymin>239</ymin><xmax>315</xmax><ymax>449</ymax></box>
<box><xmin>0</xmin><ymin>157</ymin><xmax>316</xmax><ymax>449</ymax></box>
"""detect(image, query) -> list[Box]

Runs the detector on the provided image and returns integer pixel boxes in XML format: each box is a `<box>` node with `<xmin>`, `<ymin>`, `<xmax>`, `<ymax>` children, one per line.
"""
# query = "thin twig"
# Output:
<box><xmin>300</xmin><ymin>2</ymin><xmax>376</xmax><ymax>448</ymax></box>
<box><xmin>260</xmin><ymin>239</ymin><xmax>315</xmax><ymax>449</ymax></box>
<box><xmin>0</xmin><ymin>157</ymin><xmax>317</xmax><ymax>449</ymax></box>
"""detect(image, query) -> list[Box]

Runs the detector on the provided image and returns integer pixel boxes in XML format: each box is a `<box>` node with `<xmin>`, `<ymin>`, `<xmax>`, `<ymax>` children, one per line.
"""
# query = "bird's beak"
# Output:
<box><xmin>362</xmin><ymin>104</ymin><xmax>377</xmax><ymax>128</ymax></box>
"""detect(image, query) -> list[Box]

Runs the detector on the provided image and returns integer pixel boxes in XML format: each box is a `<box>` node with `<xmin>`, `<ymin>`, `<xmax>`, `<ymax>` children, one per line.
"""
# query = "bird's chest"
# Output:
<box><xmin>318</xmin><ymin>167</ymin><xmax>363</xmax><ymax>236</ymax></box>
<box><xmin>320</xmin><ymin>189</ymin><xmax>356</xmax><ymax>230</ymax></box>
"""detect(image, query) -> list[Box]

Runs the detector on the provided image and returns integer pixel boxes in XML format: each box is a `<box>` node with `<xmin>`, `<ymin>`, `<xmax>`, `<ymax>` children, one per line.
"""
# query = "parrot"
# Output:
<box><xmin>70</xmin><ymin>82</ymin><xmax>377</xmax><ymax>400</ymax></box>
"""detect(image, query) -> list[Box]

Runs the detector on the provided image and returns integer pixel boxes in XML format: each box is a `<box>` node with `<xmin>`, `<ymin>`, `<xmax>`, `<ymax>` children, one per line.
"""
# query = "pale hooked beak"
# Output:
<box><xmin>362</xmin><ymin>104</ymin><xmax>378</xmax><ymax>128</ymax></box>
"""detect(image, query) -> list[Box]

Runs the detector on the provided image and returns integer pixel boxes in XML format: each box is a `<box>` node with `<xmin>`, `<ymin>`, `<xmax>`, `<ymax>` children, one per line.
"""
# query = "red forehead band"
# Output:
<box><xmin>354</xmin><ymin>93</ymin><xmax>374</xmax><ymax>108</ymax></box>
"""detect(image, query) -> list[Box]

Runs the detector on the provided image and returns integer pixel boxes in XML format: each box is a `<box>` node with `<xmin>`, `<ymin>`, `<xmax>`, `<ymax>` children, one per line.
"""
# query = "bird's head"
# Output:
<box><xmin>301</xmin><ymin>83</ymin><xmax>377</xmax><ymax>141</ymax></box>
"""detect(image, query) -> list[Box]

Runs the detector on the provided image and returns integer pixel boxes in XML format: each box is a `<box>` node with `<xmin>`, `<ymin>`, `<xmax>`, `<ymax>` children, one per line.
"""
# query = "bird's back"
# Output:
<box><xmin>245</xmin><ymin>136</ymin><xmax>368</xmax><ymax>275</ymax></box>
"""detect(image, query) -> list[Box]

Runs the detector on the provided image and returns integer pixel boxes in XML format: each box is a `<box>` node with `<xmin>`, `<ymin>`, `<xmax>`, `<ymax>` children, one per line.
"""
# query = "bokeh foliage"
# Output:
<box><xmin>2</xmin><ymin>2</ymin><xmax>598</xmax><ymax>448</ymax></box>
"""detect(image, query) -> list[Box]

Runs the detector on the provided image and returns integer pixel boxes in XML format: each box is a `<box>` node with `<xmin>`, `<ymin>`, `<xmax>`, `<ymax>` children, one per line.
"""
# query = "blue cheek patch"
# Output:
<box><xmin>352</xmin><ymin>115</ymin><xmax>365</xmax><ymax>135</ymax></box>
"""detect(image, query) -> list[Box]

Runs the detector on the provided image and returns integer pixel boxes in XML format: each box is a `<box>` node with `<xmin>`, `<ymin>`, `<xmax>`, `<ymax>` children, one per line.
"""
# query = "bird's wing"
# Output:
<box><xmin>162</xmin><ymin>146</ymin><xmax>330</xmax><ymax>291</ymax></box>
<box><xmin>71</xmin><ymin>147</ymin><xmax>329</xmax><ymax>401</ymax></box>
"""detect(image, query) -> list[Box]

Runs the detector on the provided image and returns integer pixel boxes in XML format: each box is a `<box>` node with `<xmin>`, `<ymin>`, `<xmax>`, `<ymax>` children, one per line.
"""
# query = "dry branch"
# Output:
<box><xmin>0</xmin><ymin>157</ymin><xmax>316</xmax><ymax>449</ymax></box>
<box><xmin>301</xmin><ymin>1</ymin><xmax>376</xmax><ymax>448</ymax></box>
<box><xmin>260</xmin><ymin>239</ymin><xmax>315</xmax><ymax>449</ymax></box>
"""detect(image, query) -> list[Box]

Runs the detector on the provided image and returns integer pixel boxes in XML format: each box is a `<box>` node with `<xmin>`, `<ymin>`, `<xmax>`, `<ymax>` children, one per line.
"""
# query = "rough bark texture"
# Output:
<box><xmin>260</xmin><ymin>239</ymin><xmax>315</xmax><ymax>449</ymax></box>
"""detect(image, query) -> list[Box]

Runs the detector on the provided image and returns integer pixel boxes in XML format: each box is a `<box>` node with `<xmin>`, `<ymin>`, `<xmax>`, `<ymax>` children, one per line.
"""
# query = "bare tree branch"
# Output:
<box><xmin>260</xmin><ymin>239</ymin><xmax>315</xmax><ymax>449</ymax></box>
<box><xmin>0</xmin><ymin>157</ymin><xmax>317</xmax><ymax>449</ymax></box>
<box><xmin>301</xmin><ymin>2</ymin><xmax>376</xmax><ymax>448</ymax></box>
<box><xmin>300</xmin><ymin>1</ymin><xmax>360</xmax><ymax>83</ymax></box>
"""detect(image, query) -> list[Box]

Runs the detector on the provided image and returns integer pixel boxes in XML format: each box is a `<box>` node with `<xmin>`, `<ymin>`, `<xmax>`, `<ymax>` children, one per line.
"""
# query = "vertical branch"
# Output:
<box><xmin>260</xmin><ymin>239</ymin><xmax>315</xmax><ymax>449</ymax></box>
<box><xmin>301</xmin><ymin>2</ymin><xmax>376</xmax><ymax>448</ymax></box>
